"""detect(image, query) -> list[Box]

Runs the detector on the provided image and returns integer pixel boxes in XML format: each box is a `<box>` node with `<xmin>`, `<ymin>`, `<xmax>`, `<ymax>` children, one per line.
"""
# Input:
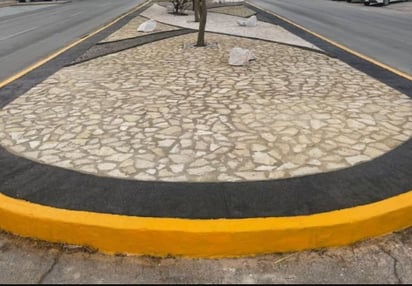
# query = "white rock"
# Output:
<box><xmin>137</xmin><ymin>19</ymin><xmax>157</xmax><ymax>32</ymax></box>
<box><xmin>237</xmin><ymin>15</ymin><xmax>257</xmax><ymax>27</ymax></box>
<box><xmin>228</xmin><ymin>47</ymin><xmax>256</xmax><ymax>66</ymax></box>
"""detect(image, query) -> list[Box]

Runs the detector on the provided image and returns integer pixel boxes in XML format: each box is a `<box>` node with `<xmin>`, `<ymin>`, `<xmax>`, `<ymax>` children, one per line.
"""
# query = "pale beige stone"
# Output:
<box><xmin>290</xmin><ymin>166</ymin><xmax>320</xmax><ymax>177</ymax></box>
<box><xmin>135</xmin><ymin>159</ymin><xmax>156</xmax><ymax>169</ymax></box>
<box><xmin>29</xmin><ymin>141</ymin><xmax>40</xmax><ymax>149</ymax></box>
<box><xmin>345</xmin><ymin>155</ymin><xmax>370</xmax><ymax>165</ymax></box>
<box><xmin>97</xmin><ymin>163</ymin><xmax>116</xmax><ymax>171</ymax></box>
<box><xmin>169</xmin><ymin>154</ymin><xmax>192</xmax><ymax>164</ymax></box>
<box><xmin>252</xmin><ymin>152</ymin><xmax>277</xmax><ymax>165</ymax></box>
<box><xmin>187</xmin><ymin>166</ymin><xmax>215</xmax><ymax>175</ymax></box>
<box><xmin>235</xmin><ymin>172</ymin><xmax>267</xmax><ymax>180</ymax></box>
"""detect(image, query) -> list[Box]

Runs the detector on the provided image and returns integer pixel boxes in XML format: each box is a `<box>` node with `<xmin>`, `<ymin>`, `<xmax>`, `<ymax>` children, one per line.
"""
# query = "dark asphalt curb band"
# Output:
<box><xmin>67</xmin><ymin>28</ymin><xmax>197</xmax><ymax>67</ymax></box>
<box><xmin>0</xmin><ymin>0</ymin><xmax>411</xmax><ymax>257</ymax></box>
<box><xmin>68</xmin><ymin>29</ymin><xmax>328</xmax><ymax>68</ymax></box>
<box><xmin>0</xmin><ymin>140</ymin><xmax>412</xmax><ymax>219</ymax></box>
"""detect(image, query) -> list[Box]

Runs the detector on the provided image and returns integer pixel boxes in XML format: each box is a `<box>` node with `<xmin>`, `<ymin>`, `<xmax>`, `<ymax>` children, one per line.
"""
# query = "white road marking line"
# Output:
<box><xmin>0</xmin><ymin>26</ymin><xmax>39</xmax><ymax>41</ymax></box>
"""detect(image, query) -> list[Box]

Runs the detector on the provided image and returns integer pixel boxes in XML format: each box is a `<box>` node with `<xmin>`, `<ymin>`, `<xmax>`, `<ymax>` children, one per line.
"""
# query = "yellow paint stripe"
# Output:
<box><xmin>0</xmin><ymin>0</ymin><xmax>152</xmax><ymax>90</ymax></box>
<box><xmin>246</xmin><ymin>1</ymin><xmax>412</xmax><ymax>81</ymax></box>
<box><xmin>0</xmin><ymin>191</ymin><xmax>411</xmax><ymax>258</ymax></box>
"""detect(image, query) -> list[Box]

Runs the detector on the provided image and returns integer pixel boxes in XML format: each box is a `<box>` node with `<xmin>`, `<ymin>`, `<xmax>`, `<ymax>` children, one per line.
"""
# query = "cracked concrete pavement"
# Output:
<box><xmin>1</xmin><ymin>227</ymin><xmax>411</xmax><ymax>283</ymax></box>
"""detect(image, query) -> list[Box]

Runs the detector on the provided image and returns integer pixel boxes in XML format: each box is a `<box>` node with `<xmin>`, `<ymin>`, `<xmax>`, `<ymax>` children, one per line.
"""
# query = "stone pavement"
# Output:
<box><xmin>0</xmin><ymin>0</ymin><xmax>411</xmax><ymax>260</ymax></box>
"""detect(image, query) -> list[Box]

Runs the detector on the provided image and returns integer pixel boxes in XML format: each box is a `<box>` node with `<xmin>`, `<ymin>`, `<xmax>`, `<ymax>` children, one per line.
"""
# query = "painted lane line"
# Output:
<box><xmin>0</xmin><ymin>26</ymin><xmax>39</xmax><ymax>41</ymax></box>
<box><xmin>69</xmin><ymin>11</ymin><xmax>83</xmax><ymax>18</ymax></box>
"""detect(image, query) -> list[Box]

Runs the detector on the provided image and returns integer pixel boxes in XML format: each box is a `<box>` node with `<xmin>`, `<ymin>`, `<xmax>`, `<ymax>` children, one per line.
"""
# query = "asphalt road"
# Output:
<box><xmin>0</xmin><ymin>0</ymin><xmax>144</xmax><ymax>83</ymax></box>
<box><xmin>250</xmin><ymin>0</ymin><xmax>412</xmax><ymax>77</ymax></box>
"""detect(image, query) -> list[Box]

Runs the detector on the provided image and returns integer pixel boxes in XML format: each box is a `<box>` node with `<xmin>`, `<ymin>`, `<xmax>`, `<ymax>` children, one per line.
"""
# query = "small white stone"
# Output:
<box><xmin>39</xmin><ymin>155</ymin><xmax>60</xmax><ymax>163</ymax></box>
<box><xmin>308</xmin><ymin>159</ymin><xmax>321</xmax><ymax>166</ymax></box>
<box><xmin>135</xmin><ymin>159</ymin><xmax>156</xmax><ymax>169</ymax></box>
<box><xmin>38</xmin><ymin>142</ymin><xmax>58</xmax><ymax>150</ymax></box>
<box><xmin>146</xmin><ymin>168</ymin><xmax>157</xmax><ymax>175</ymax></box>
<box><xmin>255</xmin><ymin>165</ymin><xmax>276</xmax><ymax>171</ymax></box>
<box><xmin>290</xmin><ymin>166</ymin><xmax>320</xmax><ymax>177</ymax></box>
<box><xmin>170</xmin><ymin>164</ymin><xmax>185</xmax><ymax>173</ymax></box>
<box><xmin>159</xmin><ymin>126</ymin><xmax>181</xmax><ymax>135</ymax></box>
<box><xmin>97</xmin><ymin>163</ymin><xmax>116</xmax><ymax>171</ymax></box>
<box><xmin>228</xmin><ymin>47</ymin><xmax>256</xmax><ymax>66</ymax></box>
<box><xmin>251</xmin><ymin>144</ymin><xmax>267</xmax><ymax>152</ymax></box>
<box><xmin>180</xmin><ymin>139</ymin><xmax>192</xmax><ymax>148</ymax></box>
<box><xmin>217</xmin><ymin>174</ymin><xmax>242</xmax><ymax>181</ymax></box>
<box><xmin>158</xmin><ymin>139</ymin><xmax>175</xmax><ymax>147</ymax></box>
<box><xmin>261</xmin><ymin>133</ymin><xmax>277</xmax><ymax>142</ymax></box>
<box><xmin>169</xmin><ymin>154</ymin><xmax>192</xmax><ymax>164</ymax></box>
<box><xmin>277</xmin><ymin>162</ymin><xmax>297</xmax><ymax>170</ymax></box>
<box><xmin>347</xmin><ymin>119</ymin><xmax>366</xmax><ymax>129</ymax></box>
<box><xmin>187</xmin><ymin>166</ymin><xmax>215</xmax><ymax>175</ymax></box>
<box><xmin>29</xmin><ymin>141</ymin><xmax>40</xmax><ymax>149</ymax></box>
<box><xmin>308</xmin><ymin>148</ymin><xmax>324</xmax><ymax>158</ymax></box>
<box><xmin>237</xmin><ymin>15</ymin><xmax>257</xmax><ymax>27</ymax></box>
<box><xmin>190</xmin><ymin>159</ymin><xmax>209</xmax><ymax>167</ymax></box>
<box><xmin>124</xmin><ymin>115</ymin><xmax>140</xmax><ymax>122</ymax></box>
<box><xmin>137</xmin><ymin>19</ymin><xmax>157</xmax><ymax>32</ymax></box>
<box><xmin>105</xmin><ymin>153</ymin><xmax>133</xmax><ymax>162</ymax></box>
<box><xmin>310</xmin><ymin>119</ymin><xmax>326</xmax><ymax>130</ymax></box>
<box><xmin>280</xmin><ymin>127</ymin><xmax>299</xmax><ymax>136</ymax></box>
<box><xmin>134</xmin><ymin>173</ymin><xmax>156</xmax><ymax>180</ymax></box>
<box><xmin>252</xmin><ymin>152</ymin><xmax>277</xmax><ymax>165</ymax></box>
<box><xmin>235</xmin><ymin>171</ymin><xmax>266</xmax><ymax>180</ymax></box>
<box><xmin>210</xmin><ymin>143</ymin><xmax>220</xmax><ymax>151</ymax></box>
<box><xmin>345</xmin><ymin>155</ymin><xmax>370</xmax><ymax>165</ymax></box>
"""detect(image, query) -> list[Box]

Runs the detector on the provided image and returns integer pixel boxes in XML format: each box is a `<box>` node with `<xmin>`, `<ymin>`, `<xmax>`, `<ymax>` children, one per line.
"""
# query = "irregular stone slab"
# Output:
<box><xmin>228</xmin><ymin>47</ymin><xmax>256</xmax><ymax>66</ymax></box>
<box><xmin>137</xmin><ymin>19</ymin><xmax>157</xmax><ymax>32</ymax></box>
<box><xmin>237</xmin><ymin>15</ymin><xmax>257</xmax><ymax>27</ymax></box>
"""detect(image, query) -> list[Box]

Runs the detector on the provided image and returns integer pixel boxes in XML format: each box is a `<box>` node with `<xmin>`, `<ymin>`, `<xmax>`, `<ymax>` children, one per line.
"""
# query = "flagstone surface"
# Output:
<box><xmin>0</xmin><ymin>30</ymin><xmax>410</xmax><ymax>182</ymax></box>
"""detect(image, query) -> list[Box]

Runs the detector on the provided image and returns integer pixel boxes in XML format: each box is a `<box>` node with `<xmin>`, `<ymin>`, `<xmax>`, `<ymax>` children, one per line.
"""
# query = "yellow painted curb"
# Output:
<box><xmin>0</xmin><ymin>191</ymin><xmax>411</xmax><ymax>258</ymax></box>
<box><xmin>246</xmin><ymin>1</ymin><xmax>412</xmax><ymax>81</ymax></box>
<box><xmin>0</xmin><ymin>0</ymin><xmax>152</xmax><ymax>89</ymax></box>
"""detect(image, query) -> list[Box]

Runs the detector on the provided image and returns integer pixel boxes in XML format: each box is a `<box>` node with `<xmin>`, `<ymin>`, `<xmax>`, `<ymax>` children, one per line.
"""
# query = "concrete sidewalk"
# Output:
<box><xmin>0</xmin><ymin>0</ymin><xmax>15</xmax><ymax>7</ymax></box>
<box><xmin>0</xmin><ymin>0</ymin><xmax>411</xmax><ymax>264</ymax></box>
<box><xmin>0</xmin><ymin>227</ymin><xmax>411</xmax><ymax>283</ymax></box>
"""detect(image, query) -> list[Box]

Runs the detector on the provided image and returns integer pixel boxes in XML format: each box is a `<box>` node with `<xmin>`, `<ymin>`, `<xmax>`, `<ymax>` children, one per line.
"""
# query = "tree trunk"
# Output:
<box><xmin>193</xmin><ymin>0</ymin><xmax>200</xmax><ymax>22</ymax></box>
<box><xmin>196</xmin><ymin>0</ymin><xmax>207</xmax><ymax>46</ymax></box>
